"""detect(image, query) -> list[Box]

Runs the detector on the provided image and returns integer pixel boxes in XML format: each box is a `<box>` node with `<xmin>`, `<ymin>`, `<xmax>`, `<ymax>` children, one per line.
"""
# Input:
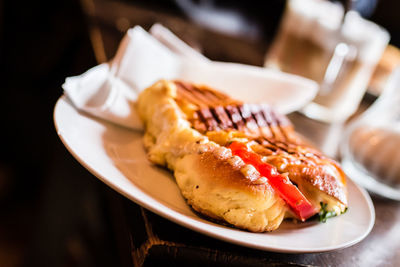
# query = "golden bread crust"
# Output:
<box><xmin>174</xmin><ymin>152</ymin><xmax>286</xmax><ymax>232</ymax></box>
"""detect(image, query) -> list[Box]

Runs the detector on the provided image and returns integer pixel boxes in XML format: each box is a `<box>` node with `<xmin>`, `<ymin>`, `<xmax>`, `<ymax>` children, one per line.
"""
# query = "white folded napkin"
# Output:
<box><xmin>63</xmin><ymin>24</ymin><xmax>318</xmax><ymax>131</ymax></box>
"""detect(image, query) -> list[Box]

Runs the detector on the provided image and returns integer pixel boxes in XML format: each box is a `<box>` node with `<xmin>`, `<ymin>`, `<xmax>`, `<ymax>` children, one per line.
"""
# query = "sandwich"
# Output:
<box><xmin>137</xmin><ymin>80</ymin><xmax>347</xmax><ymax>232</ymax></box>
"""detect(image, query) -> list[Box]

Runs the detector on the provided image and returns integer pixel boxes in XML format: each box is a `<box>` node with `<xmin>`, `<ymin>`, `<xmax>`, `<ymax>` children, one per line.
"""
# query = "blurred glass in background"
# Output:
<box><xmin>264</xmin><ymin>0</ymin><xmax>389</xmax><ymax>123</ymax></box>
<box><xmin>341</xmin><ymin>67</ymin><xmax>400</xmax><ymax>200</ymax></box>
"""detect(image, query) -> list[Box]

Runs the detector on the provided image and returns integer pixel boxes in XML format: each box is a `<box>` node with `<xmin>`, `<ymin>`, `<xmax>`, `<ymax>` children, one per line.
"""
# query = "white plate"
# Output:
<box><xmin>54</xmin><ymin>95</ymin><xmax>375</xmax><ymax>253</ymax></box>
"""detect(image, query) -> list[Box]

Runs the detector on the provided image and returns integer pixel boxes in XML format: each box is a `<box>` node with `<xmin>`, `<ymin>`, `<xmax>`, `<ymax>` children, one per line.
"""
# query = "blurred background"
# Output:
<box><xmin>1</xmin><ymin>0</ymin><xmax>400</xmax><ymax>266</ymax></box>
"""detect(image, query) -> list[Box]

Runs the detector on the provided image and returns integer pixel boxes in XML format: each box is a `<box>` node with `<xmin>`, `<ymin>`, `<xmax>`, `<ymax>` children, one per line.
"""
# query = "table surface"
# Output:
<box><xmin>82</xmin><ymin>1</ymin><xmax>400</xmax><ymax>266</ymax></box>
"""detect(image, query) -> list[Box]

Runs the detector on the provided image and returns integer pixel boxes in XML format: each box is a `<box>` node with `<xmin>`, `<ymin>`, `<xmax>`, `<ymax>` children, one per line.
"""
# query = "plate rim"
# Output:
<box><xmin>54</xmin><ymin>95</ymin><xmax>375</xmax><ymax>253</ymax></box>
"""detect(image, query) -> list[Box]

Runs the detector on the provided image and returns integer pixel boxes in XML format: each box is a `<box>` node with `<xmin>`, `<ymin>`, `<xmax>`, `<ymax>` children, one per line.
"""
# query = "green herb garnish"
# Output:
<box><xmin>318</xmin><ymin>202</ymin><xmax>337</xmax><ymax>223</ymax></box>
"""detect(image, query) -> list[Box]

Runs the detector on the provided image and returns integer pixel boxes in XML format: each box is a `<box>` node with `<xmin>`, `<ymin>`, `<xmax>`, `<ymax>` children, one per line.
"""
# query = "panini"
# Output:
<box><xmin>137</xmin><ymin>80</ymin><xmax>347</xmax><ymax>232</ymax></box>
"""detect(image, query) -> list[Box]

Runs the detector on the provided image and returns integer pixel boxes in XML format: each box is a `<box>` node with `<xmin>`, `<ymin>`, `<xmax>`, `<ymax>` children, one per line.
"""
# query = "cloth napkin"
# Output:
<box><xmin>63</xmin><ymin>25</ymin><xmax>318</xmax><ymax>131</ymax></box>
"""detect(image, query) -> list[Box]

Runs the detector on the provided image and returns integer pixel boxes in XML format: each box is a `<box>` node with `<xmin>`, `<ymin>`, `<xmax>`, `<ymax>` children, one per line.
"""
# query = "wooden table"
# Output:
<box><xmin>81</xmin><ymin>1</ymin><xmax>400</xmax><ymax>265</ymax></box>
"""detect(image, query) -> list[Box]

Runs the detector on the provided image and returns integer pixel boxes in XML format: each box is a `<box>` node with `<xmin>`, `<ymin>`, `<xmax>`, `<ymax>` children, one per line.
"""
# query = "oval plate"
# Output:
<box><xmin>54</xmin><ymin>95</ymin><xmax>375</xmax><ymax>253</ymax></box>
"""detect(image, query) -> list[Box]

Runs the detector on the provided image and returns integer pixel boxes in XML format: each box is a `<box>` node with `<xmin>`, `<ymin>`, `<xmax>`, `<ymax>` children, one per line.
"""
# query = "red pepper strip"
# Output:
<box><xmin>229</xmin><ymin>142</ymin><xmax>318</xmax><ymax>221</ymax></box>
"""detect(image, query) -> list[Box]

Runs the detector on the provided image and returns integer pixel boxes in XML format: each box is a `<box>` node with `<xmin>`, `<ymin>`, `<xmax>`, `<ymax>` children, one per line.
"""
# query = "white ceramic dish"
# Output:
<box><xmin>54</xmin><ymin>95</ymin><xmax>375</xmax><ymax>253</ymax></box>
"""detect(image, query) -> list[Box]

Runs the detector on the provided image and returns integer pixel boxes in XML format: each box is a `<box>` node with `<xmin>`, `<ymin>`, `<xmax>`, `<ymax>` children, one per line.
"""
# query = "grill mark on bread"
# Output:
<box><xmin>188</xmin><ymin>101</ymin><xmax>292</xmax><ymax>140</ymax></box>
<box><xmin>248</xmin><ymin>138</ymin><xmax>347</xmax><ymax>203</ymax></box>
<box><xmin>251</xmin><ymin>105</ymin><xmax>267</xmax><ymax>128</ymax></box>
<box><xmin>256</xmin><ymin>137</ymin><xmax>322</xmax><ymax>161</ymax></box>
<box><xmin>175</xmin><ymin>81</ymin><xmax>292</xmax><ymax>139</ymax></box>
<box><xmin>255</xmin><ymin>137</ymin><xmax>293</xmax><ymax>155</ymax></box>
<box><xmin>175</xmin><ymin>80</ymin><xmax>234</xmax><ymax>107</ymax></box>
<box><xmin>211</xmin><ymin>106</ymin><xmax>234</xmax><ymax>130</ymax></box>
<box><xmin>261</xmin><ymin>107</ymin><xmax>278</xmax><ymax>140</ymax></box>
<box><xmin>175</xmin><ymin>81</ymin><xmax>301</xmax><ymax>151</ymax></box>
<box><xmin>175</xmin><ymin>83</ymin><xmax>206</xmax><ymax>107</ymax></box>
<box><xmin>176</xmin><ymin>80</ymin><xmax>304</xmax><ymax>154</ymax></box>
<box><xmin>192</xmin><ymin>111</ymin><xmax>208</xmax><ymax>132</ymax></box>
<box><xmin>262</xmin><ymin>107</ymin><xmax>281</xmax><ymax>140</ymax></box>
<box><xmin>239</xmin><ymin>104</ymin><xmax>260</xmax><ymax>134</ymax></box>
<box><xmin>257</xmin><ymin>105</ymin><xmax>274</xmax><ymax>138</ymax></box>
<box><xmin>198</xmin><ymin>87</ymin><xmax>226</xmax><ymax>105</ymax></box>
<box><xmin>252</xmin><ymin>105</ymin><xmax>278</xmax><ymax>140</ymax></box>
<box><xmin>271</xmin><ymin>111</ymin><xmax>289</xmax><ymax>142</ymax></box>
<box><xmin>225</xmin><ymin>105</ymin><xmax>245</xmax><ymax>131</ymax></box>
<box><xmin>209</xmin><ymin>108</ymin><xmax>222</xmax><ymax>127</ymax></box>
<box><xmin>176</xmin><ymin>81</ymin><xmax>209</xmax><ymax>107</ymax></box>
<box><xmin>198</xmin><ymin>108</ymin><xmax>221</xmax><ymax>131</ymax></box>
<box><xmin>189</xmin><ymin>86</ymin><xmax>218</xmax><ymax>106</ymax></box>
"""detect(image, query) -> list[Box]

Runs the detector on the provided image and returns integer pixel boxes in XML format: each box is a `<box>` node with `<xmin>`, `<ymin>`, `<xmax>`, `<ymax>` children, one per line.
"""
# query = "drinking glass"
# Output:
<box><xmin>340</xmin><ymin>67</ymin><xmax>400</xmax><ymax>200</ymax></box>
<box><xmin>265</xmin><ymin>0</ymin><xmax>390</xmax><ymax>123</ymax></box>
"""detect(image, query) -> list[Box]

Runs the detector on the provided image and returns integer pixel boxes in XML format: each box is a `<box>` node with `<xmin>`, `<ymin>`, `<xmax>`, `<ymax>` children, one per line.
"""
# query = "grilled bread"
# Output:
<box><xmin>137</xmin><ymin>80</ymin><xmax>347</xmax><ymax>232</ymax></box>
